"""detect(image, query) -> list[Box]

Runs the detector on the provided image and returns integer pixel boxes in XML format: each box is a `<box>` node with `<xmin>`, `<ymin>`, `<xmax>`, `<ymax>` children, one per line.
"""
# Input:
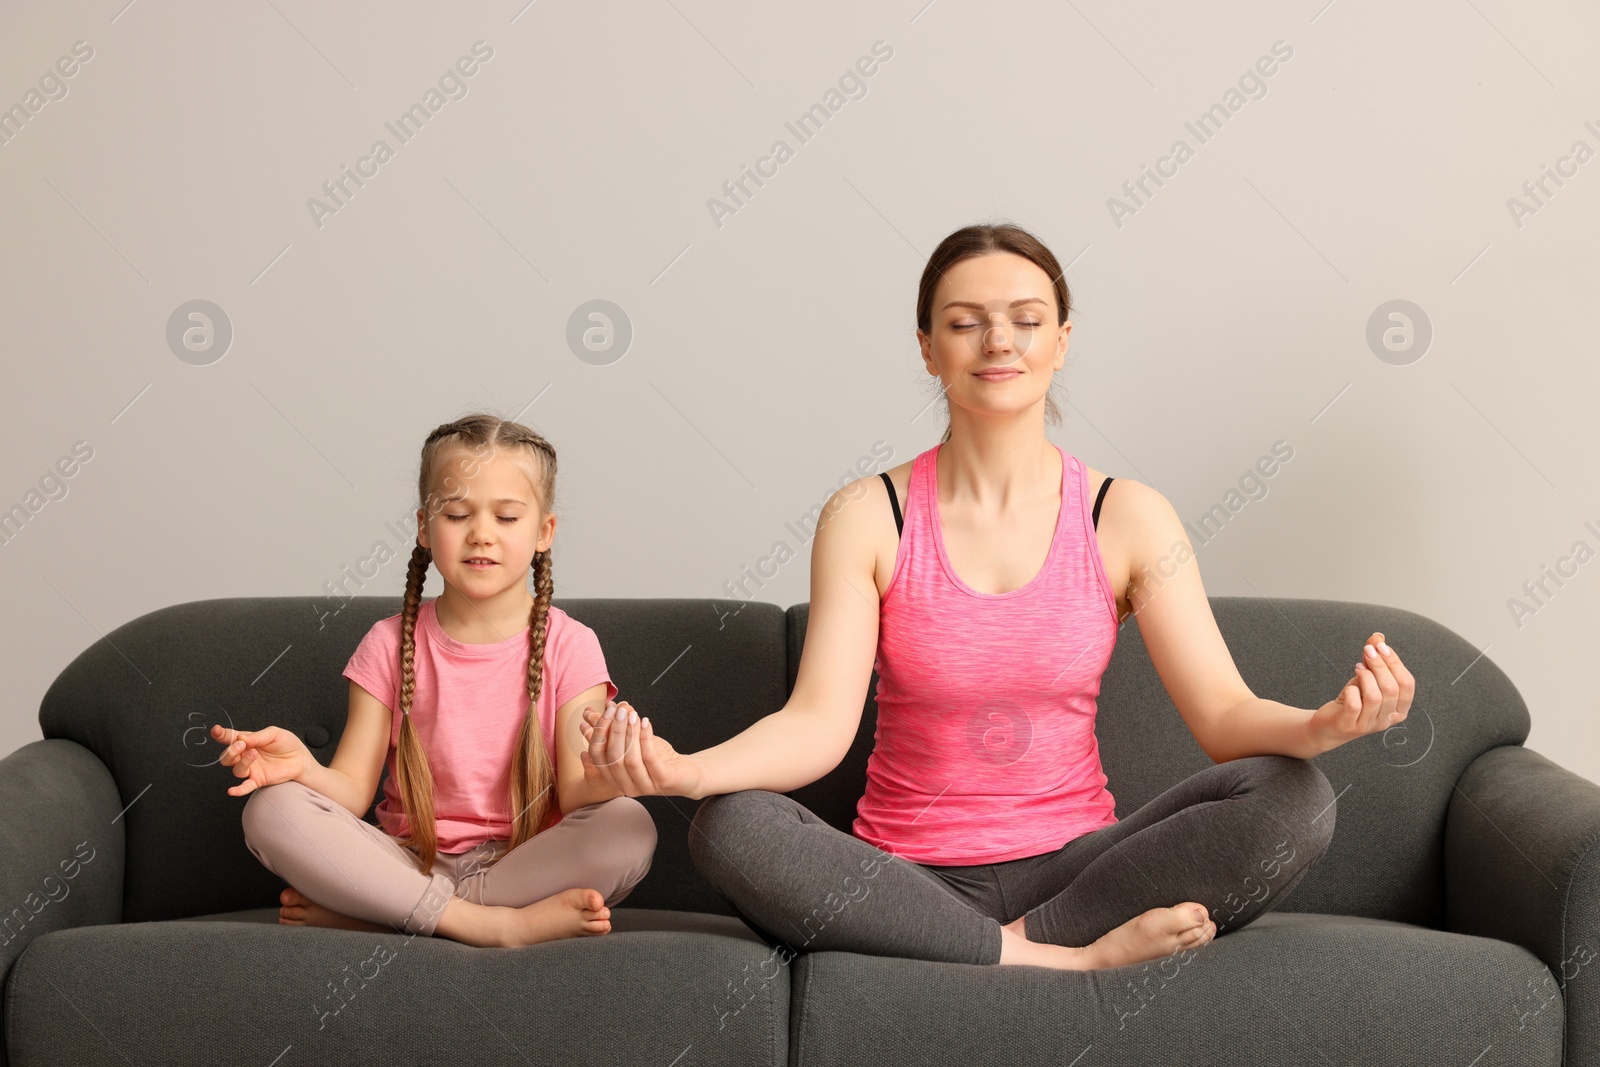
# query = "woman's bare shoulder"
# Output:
<box><xmin>867</xmin><ymin>460</ymin><xmax>913</xmax><ymax>600</ymax></box>
<box><xmin>1079</xmin><ymin>466</ymin><xmax>1179</xmax><ymax>622</ymax></box>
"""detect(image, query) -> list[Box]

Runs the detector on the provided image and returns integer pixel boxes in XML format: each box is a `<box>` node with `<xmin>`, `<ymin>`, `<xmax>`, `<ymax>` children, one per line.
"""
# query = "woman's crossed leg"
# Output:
<box><xmin>993</xmin><ymin>754</ymin><xmax>1337</xmax><ymax>952</ymax></box>
<box><xmin>687</xmin><ymin>754</ymin><xmax>1335</xmax><ymax>970</ymax></box>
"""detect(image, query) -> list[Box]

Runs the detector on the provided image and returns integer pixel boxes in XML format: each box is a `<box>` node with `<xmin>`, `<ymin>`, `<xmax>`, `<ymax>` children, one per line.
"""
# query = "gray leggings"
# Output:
<box><xmin>688</xmin><ymin>754</ymin><xmax>1337</xmax><ymax>965</ymax></box>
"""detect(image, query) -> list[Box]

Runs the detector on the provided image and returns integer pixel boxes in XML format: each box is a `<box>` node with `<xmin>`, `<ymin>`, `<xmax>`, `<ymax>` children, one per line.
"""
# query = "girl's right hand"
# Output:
<box><xmin>579</xmin><ymin>700</ymin><xmax>703</xmax><ymax>799</ymax></box>
<box><xmin>210</xmin><ymin>724</ymin><xmax>311</xmax><ymax>797</ymax></box>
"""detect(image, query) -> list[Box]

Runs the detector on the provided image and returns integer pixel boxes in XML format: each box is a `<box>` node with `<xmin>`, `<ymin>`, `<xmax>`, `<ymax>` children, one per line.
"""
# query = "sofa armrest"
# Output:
<box><xmin>0</xmin><ymin>740</ymin><xmax>125</xmax><ymax>982</ymax></box>
<box><xmin>1446</xmin><ymin>744</ymin><xmax>1600</xmax><ymax>1066</ymax></box>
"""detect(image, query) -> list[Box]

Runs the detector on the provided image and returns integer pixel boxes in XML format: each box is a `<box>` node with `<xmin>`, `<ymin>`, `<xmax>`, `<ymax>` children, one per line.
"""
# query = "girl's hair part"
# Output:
<box><xmin>915</xmin><ymin>221</ymin><xmax>1073</xmax><ymax>444</ymax></box>
<box><xmin>391</xmin><ymin>412</ymin><xmax>560</xmax><ymax>876</ymax></box>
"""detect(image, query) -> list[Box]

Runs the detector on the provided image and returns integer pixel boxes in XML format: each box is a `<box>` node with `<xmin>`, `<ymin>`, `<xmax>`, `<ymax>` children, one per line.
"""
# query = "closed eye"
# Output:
<box><xmin>445</xmin><ymin>515</ymin><xmax>518</xmax><ymax>523</ymax></box>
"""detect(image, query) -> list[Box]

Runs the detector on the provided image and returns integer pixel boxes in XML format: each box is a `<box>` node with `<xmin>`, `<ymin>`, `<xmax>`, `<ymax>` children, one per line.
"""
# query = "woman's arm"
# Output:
<box><xmin>581</xmin><ymin>479</ymin><xmax>885</xmax><ymax>800</ymax></box>
<box><xmin>1203</xmin><ymin>697</ymin><xmax>1321</xmax><ymax>761</ymax></box>
<box><xmin>1117</xmin><ymin>480</ymin><xmax>1407</xmax><ymax>762</ymax></box>
<box><xmin>689</xmin><ymin>481</ymin><xmax>885</xmax><ymax>797</ymax></box>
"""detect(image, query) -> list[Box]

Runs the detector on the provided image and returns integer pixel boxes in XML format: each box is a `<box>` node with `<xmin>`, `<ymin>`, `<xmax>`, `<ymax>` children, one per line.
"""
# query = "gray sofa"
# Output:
<box><xmin>1</xmin><ymin>594</ymin><xmax>1594</xmax><ymax>1066</ymax></box>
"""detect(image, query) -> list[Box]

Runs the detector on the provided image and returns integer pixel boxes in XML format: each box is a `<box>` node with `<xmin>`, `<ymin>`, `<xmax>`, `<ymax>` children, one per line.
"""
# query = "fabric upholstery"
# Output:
<box><xmin>3</xmin><ymin>593</ymin><xmax>1582</xmax><ymax>1067</ymax></box>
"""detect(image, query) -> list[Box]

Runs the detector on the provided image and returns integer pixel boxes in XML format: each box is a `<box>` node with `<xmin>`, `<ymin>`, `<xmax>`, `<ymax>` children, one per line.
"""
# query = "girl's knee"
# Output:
<box><xmin>241</xmin><ymin>781</ymin><xmax>292</xmax><ymax>835</ymax></box>
<box><xmin>601</xmin><ymin>796</ymin><xmax>658</xmax><ymax>858</ymax></box>
<box><xmin>240</xmin><ymin>780</ymin><xmax>313</xmax><ymax>854</ymax></box>
<box><xmin>586</xmin><ymin>797</ymin><xmax>656</xmax><ymax>903</ymax></box>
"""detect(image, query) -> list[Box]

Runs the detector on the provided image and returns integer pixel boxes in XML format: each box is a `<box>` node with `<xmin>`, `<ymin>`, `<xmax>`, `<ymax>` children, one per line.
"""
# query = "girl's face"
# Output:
<box><xmin>916</xmin><ymin>251</ymin><xmax>1069</xmax><ymax>425</ymax></box>
<box><xmin>416</xmin><ymin>447</ymin><xmax>552</xmax><ymax>601</ymax></box>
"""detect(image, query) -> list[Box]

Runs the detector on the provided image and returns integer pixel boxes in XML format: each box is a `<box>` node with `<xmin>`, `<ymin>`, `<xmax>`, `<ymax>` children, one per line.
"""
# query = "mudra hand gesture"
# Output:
<box><xmin>1307</xmin><ymin>631</ymin><xmax>1416</xmax><ymax>755</ymax></box>
<box><xmin>579</xmin><ymin>699</ymin><xmax>702</xmax><ymax>798</ymax></box>
<box><xmin>209</xmin><ymin>724</ymin><xmax>311</xmax><ymax>797</ymax></box>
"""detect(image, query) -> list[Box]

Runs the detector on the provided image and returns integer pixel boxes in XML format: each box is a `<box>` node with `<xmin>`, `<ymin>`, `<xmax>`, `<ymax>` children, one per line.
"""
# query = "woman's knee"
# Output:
<box><xmin>688</xmin><ymin>789</ymin><xmax>776</xmax><ymax>875</ymax></box>
<box><xmin>1257</xmin><ymin>755</ymin><xmax>1337</xmax><ymax>855</ymax></box>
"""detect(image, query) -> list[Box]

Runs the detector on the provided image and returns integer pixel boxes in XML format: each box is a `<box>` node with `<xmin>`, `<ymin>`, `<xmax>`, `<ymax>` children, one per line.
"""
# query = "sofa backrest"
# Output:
<box><xmin>39</xmin><ymin>594</ymin><xmax>1529</xmax><ymax>928</ymax></box>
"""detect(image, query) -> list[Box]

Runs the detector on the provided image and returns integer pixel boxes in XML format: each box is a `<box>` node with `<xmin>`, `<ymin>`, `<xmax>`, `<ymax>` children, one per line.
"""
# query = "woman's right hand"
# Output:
<box><xmin>210</xmin><ymin>724</ymin><xmax>311</xmax><ymax>797</ymax></box>
<box><xmin>579</xmin><ymin>700</ymin><xmax>703</xmax><ymax>799</ymax></box>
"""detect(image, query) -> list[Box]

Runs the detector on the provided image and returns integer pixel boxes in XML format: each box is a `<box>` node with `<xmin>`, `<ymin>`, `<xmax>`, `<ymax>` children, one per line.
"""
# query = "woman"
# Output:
<box><xmin>578</xmin><ymin>222</ymin><xmax>1414</xmax><ymax>970</ymax></box>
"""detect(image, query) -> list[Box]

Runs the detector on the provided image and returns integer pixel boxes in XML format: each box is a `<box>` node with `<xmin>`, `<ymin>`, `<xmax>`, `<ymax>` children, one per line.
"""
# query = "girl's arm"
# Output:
<box><xmin>302</xmin><ymin>681</ymin><xmax>392</xmax><ymax>817</ymax></box>
<box><xmin>555</xmin><ymin>684</ymin><xmax>626</xmax><ymax>812</ymax></box>
<box><xmin>298</xmin><ymin>757</ymin><xmax>372</xmax><ymax>819</ymax></box>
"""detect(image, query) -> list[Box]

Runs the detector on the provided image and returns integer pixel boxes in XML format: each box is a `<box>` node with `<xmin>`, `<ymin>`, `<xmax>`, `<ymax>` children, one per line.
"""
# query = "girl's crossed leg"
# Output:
<box><xmin>687</xmin><ymin>754</ymin><xmax>1335</xmax><ymax>969</ymax></box>
<box><xmin>240</xmin><ymin>779</ymin><xmax>657</xmax><ymax>947</ymax></box>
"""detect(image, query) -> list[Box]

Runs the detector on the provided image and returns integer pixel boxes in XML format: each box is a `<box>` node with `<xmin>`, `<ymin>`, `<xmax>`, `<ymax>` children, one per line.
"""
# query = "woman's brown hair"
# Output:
<box><xmin>390</xmin><ymin>413</ymin><xmax>560</xmax><ymax>876</ymax></box>
<box><xmin>915</xmin><ymin>223</ymin><xmax>1074</xmax><ymax>444</ymax></box>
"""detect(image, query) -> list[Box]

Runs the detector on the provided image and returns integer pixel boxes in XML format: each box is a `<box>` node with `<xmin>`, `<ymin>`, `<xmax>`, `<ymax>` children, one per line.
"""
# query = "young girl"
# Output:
<box><xmin>211</xmin><ymin>413</ymin><xmax>657</xmax><ymax>948</ymax></box>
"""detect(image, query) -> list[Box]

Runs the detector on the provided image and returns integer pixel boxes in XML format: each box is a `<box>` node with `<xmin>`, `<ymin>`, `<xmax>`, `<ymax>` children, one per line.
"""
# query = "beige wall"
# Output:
<box><xmin>1</xmin><ymin>1</ymin><xmax>1595</xmax><ymax>785</ymax></box>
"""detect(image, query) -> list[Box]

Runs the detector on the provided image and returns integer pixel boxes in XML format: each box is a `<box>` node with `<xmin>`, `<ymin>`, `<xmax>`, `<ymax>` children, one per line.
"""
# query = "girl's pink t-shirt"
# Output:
<box><xmin>341</xmin><ymin>598</ymin><xmax>618</xmax><ymax>853</ymax></box>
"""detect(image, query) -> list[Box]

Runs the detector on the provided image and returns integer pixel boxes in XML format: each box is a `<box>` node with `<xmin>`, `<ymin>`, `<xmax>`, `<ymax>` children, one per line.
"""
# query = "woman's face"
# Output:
<box><xmin>416</xmin><ymin>447</ymin><xmax>551</xmax><ymax>601</ymax></box>
<box><xmin>917</xmin><ymin>251</ymin><xmax>1069</xmax><ymax>425</ymax></box>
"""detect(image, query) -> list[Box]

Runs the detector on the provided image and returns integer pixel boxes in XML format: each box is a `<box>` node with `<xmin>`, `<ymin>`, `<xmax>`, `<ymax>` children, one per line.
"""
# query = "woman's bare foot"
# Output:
<box><xmin>997</xmin><ymin>903</ymin><xmax>1216</xmax><ymax>970</ymax></box>
<box><xmin>277</xmin><ymin>887</ymin><xmax>394</xmax><ymax>934</ymax></box>
<box><xmin>433</xmin><ymin>888</ymin><xmax>613</xmax><ymax>948</ymax></box>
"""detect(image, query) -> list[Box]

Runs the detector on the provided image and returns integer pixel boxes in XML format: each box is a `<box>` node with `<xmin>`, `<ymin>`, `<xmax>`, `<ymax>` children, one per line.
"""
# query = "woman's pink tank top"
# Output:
<box><xmin>852</xmin><ymin>442</ymin><xmax>1122</xmax><ymax>865</ymax></box>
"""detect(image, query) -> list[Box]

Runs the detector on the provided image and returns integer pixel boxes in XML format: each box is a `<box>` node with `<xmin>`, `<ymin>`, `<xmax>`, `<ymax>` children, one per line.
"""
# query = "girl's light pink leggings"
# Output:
<box><xmin>240</xmin><ymin>779</ymin><xmax>658</xmax><ymax>937</ymax></box>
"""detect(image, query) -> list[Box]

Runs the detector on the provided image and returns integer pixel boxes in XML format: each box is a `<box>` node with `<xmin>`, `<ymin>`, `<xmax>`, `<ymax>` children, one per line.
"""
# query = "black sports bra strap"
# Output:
<box><xmin>880</xmin><ymin>468</ymin><xmax>1104</xmax><ymax>534</ymax></box>
<box><xmin>879</xmin><ymin>471</ymin><xmax>903</xmax><ymax>537</ymax></box>
<box><xmin>1092</xmin><ymin>476</ymin><xmax>1114</xmax><ymax>530</ymax></box>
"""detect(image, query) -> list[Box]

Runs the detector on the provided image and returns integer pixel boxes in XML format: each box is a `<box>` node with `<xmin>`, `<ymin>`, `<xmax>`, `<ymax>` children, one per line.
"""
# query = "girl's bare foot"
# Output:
<box><xmin>997</xmin><ymin>903</ymin><xmax>1216</xmax><ymax>970</ymax></box>
<box><xmin>277</xmin><ymin>887</ymin><xmax>394</xmax><ymax>934</ymax></box>
<box><xmin>434</xmin><ymin>888</ymin><xmax>613</xmax><ymax>948</ymax></box>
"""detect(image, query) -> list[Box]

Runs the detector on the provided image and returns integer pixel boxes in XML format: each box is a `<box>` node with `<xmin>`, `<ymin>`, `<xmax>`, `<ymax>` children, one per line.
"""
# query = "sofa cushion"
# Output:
<box><xmin>186</xmin><ymin>905</ymin><xmax>763</xmax><ymax>936</ymax></box>
<box><xmin>4</xmin><ymin>908</ymin><xmax>785</xmax><ymax>1066</ymax></box>
<box><xmin>787</xmin><ymin>911</ymin><xmax>1563</xmax><ymax>1067</ymax></box>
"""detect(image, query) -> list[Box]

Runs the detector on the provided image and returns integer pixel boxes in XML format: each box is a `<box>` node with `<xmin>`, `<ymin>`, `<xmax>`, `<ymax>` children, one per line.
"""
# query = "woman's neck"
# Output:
<box><xmin>938</xmin><ymin>423</ymin><xmax>1059</xmax><ymax>511</ymax></box>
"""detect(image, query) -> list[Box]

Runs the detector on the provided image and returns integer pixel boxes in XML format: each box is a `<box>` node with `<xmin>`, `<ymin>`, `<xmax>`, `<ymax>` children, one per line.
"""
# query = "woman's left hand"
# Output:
<box><xmin>1306</xmin><ymin>631</ymin><xmax>1416</xmax><ymax>755</ymax></box>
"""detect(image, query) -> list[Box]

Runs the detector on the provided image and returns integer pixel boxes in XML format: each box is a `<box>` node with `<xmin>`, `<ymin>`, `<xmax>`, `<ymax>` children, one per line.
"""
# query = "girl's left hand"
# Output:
<box><xmin>577</xmin><ymin>699</ymin><xmax>699</xmax><ymax>798</ymax></box>
<box><xmin>1306</xmin><ymin>631</ymin><xmax>1416</xmax><ymax>755</ymax></box>
<box><xmin>574</xmin><ymin>699</ymin><xmax>643</xmax><ymax>793</ymax></box>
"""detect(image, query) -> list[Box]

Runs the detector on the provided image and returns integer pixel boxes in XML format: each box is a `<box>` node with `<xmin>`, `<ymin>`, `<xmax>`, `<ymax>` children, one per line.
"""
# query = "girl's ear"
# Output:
<box><xmin>415</xmin><ymin>507</ymin><xmax>430</xmax><ymax>550</ymax></box>
<box><xmin>538</xmin><ymin>513</ymin><xmax>556</xmax><ymax>554</ymax></box>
